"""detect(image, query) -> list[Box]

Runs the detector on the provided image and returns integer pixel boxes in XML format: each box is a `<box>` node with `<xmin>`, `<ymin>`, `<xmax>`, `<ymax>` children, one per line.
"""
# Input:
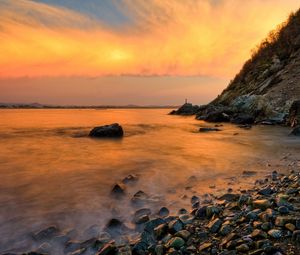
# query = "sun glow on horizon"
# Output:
<box><xmin>0</xmin><ymin>0</ymin><xmax>299</xmax><ymax>79</ymax></box>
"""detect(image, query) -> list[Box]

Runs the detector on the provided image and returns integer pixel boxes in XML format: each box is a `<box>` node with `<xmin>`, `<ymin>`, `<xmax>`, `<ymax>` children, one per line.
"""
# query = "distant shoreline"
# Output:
<box><xmin>0</xmin><ymin>104</ymin><xmax>178</xmax><ymax>110</ymax></box>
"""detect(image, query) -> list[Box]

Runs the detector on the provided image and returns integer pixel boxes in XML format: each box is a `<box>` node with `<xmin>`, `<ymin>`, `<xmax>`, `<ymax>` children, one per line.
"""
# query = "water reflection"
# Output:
<box><xmin>0</xmin><ymin>109</ymin><xmax>298</xmax><ymax>252</ymax></box>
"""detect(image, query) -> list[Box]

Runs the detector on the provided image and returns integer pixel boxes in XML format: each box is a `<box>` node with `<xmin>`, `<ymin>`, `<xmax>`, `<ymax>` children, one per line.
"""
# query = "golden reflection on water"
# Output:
<box><xmin>0</xmin><ymin>109</ymin><xmax>298</xmax><ymax>252</ymax></box>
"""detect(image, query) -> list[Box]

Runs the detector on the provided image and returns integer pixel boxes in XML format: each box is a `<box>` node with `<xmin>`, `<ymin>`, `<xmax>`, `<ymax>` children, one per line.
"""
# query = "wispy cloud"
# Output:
<box><xmin>0</xmin><ymin>0</ymin><xmax>299</xmax><ymax>78</ymax></box>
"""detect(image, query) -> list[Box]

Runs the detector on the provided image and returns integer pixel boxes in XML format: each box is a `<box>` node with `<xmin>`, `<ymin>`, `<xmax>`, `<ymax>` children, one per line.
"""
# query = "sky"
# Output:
<box><xmin>0</xmin><ymin>0</ymin><xmax>299</xmax><ymax>105</ymax></box>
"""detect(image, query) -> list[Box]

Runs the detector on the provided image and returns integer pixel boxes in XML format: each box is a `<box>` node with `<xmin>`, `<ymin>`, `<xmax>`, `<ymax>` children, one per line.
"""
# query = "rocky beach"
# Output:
<box><xmin>7</xmin><ymin>157</ymin><xmax>300</xmax><ymax>255</ymax></box>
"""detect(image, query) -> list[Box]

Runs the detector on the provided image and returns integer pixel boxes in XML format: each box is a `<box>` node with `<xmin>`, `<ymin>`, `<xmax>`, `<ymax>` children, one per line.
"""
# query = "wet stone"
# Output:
<box><xmin>268</xmin><ymin>229</ymin><xmax>282</xmax><ymax>239</ymax></box>
<box><xmin>32</xmin><ymin>226</ymin><xmax>59</xmax><ymax>241</ymax></box>
<box><xmin>252</xmin><ymin>199</ymin><xmax>272</xmax><ymax>210</ymax></box>
<box><xmin>207</xmin><ymin>218</ymin><xmax>222</xmax><ymax>233</ymax></box>
<box><xmin>158</xmin><ymin>207</ymin><xmax>169</xmax><ymax>218</ymax></box>
<box><xmin>236</xmin><ymin>243</ymin><xmax>250</xmax><ymax>252</ymax></box>
<box><xmin>174</xmin><ymin>230</ymin><xmax>191</xmax><ymax>240</ymax></box>
<box><xmin>278</xmin><ymin>206</ymin><xmax>289</xmax><ymax>215</ymax></box>
<box><xmin>166</xmin><ymin>237</ymin><xmax>185</xmax><ymax>249</ymax></box>
<box><xmin>111</xmin><ymin>183</ymin><xmax>126</xmax><ymax>197</ymax></box>
<box><xmin>191</xmin><ymin>195</ymin><xmax>200</xmax><ymax>204</ymax></box>
<box><xmin>168</xmin><ymin>219</ymin><xmax>183</xmax><ymax>233</ymax></box>
<box><xmin>178</xmin><ymin>208</ymin><xmax>187</xmax><ymax>215</ymax></box>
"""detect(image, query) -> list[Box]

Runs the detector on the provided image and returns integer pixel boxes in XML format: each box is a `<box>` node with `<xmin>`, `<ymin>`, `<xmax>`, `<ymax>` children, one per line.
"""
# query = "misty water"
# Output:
<box><xmin>0</xmin><ymin>109</ymin><xmax>299</xmax><ymax>253</ymax></box>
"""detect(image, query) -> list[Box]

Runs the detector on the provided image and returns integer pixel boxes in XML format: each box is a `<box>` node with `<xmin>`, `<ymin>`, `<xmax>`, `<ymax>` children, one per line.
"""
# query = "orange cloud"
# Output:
<box><xmin>0</xmin><ymin>0</ymin><xmax>299</xmax><ymax>78</ymax></box>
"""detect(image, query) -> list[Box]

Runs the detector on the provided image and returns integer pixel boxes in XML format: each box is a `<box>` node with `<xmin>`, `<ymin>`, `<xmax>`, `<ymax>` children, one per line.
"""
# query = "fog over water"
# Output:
<box><xmin>0</xmin><ymin>109</ymin><xmax>298</xmax><ymax>253</ymax></box>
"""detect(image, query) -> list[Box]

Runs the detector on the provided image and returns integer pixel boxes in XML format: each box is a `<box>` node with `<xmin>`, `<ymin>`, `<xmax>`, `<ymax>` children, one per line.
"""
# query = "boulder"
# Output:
<box><xmin>89</xmin><ymin>123</ymin><xmax>123</xmax><ymax>138</ymax></box>
<box><xmin>288</xmin><ymin>100</ymin><xmax>300</xmax><ymax>127</ymax></box>
<box><xmin>169</xmin><ymin>103</ymin><xmax>199</xmax><ymax>115</ymax></box>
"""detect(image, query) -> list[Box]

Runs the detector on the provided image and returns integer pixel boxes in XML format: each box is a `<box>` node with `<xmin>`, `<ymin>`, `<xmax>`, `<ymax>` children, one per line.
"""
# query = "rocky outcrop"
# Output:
<box><xmin>89</xmin><ymin>123</ymin><xmax>123</xmax><ymax>138</ymax></box>
<box><xmin>169</xmin><ymin>103</ymin><xmax>199</xmax><ymax>115</ymax></box>
<box><xmin>204</xmin><ymin>10</ymin><xmax>300</xmax><ymax>125</ymax></box>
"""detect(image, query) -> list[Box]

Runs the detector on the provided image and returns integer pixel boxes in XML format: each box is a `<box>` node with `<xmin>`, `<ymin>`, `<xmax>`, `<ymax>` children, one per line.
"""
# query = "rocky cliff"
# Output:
<box><xmin>196</xmin><ymin>9</ymin><xmax>300</xmax><ymax>127</ymax></box>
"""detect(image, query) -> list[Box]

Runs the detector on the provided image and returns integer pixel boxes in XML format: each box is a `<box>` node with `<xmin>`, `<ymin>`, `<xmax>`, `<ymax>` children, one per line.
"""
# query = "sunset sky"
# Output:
<box><xmin>0</xmin><ymin>0</ymin><xmax>299</xmax><ymax>105</ymax></box>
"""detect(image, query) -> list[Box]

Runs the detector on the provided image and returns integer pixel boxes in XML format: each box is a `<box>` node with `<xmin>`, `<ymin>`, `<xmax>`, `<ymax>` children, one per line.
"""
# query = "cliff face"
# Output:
<box><xmin>206</xmin><ymin>9</ymin><xmax>300</xmax><ymax>124</ymax></box>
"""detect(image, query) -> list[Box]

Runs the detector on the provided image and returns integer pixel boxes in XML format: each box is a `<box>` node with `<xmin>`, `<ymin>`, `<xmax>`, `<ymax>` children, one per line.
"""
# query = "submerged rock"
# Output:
<box><xmin>199</xmin><ymin>127</ymin><xmax>221</xmax><ymax>132</ymax></box>
<box><xmin>32</xmin><ymin>226</ymin><xmax>59</xmax><ymax>241</ymax></box>
<box><xmin>122</xmin><ymin>174</ymin><xmax>138</xmax><ymax>184</ymax></box>
<box><xmin>111</xmin><ymin>183</ymin><xmax>126</xmax><ymax>197</ymax></box>
<box><xmin>89</xmin><ymin>123</ymin><xmax>123</xmax><ymax>138</ymax></box>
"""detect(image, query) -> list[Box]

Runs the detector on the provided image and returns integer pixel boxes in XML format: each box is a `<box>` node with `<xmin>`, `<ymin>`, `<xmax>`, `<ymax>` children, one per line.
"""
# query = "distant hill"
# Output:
<box><xmin>0</xmin><ymin>103</ymin><xmax>177</xmax><ymax>109</ymax></box>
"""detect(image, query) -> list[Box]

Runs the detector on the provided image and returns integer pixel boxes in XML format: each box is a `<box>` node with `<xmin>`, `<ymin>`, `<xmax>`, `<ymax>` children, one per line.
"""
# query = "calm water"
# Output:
<box><xmin>0</xmin><ymin>109</ymin><xmax>299</xmax><ymax>253</ymax></box>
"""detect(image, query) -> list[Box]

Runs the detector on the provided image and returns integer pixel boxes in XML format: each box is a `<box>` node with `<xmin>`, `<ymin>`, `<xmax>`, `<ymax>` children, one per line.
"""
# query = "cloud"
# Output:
<box><xmin>0</xmin><ymin>0</ymin><xmax>299</xmax><ymax>78</ymax></box>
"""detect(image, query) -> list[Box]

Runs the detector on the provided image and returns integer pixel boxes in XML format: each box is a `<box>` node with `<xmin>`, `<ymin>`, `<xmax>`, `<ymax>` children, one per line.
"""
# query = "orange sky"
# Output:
<box><xmin>0</xmin><ymin>0</ymin><xmax>299</xmax><ymax>104</ymax></box>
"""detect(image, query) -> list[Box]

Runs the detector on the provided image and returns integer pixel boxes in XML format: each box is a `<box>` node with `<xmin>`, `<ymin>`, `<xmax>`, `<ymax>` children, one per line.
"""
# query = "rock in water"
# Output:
<box><xmin>111</xmin><ymin>183</ymin><xmax>126</xmax><ymax>197</ymax></box>
<box><xmin>89</xmin><ymin>123</ymin><xmax>123</xmax><ymax>138</ymax></box>
<box><xmin>169</xmin><ymin>103</ymin><xmax>199</xmax><ymax>115</ymax></box>
<box><xmin>32</xmin><ymin>226</ymin><xmax>59</xmax><ymax>241</ymax></box>
<box><xmin>199</xmin><ymin>127</ymin><xmax>221</xmax><ymax>132</ymax></box>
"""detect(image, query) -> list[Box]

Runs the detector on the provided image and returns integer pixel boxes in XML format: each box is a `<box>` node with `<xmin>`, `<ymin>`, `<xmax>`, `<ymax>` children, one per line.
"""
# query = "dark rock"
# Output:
<box><xmin>104</xmin><ymin>219</ymin><xmax>127</xmax><ymax>236</ymax></box>
<box><xmin>110</xmin><ymin>183</ymin><xmax>126</xmax><ymax>197</ymax></box>
<box><xmin>132</xmin><ymin>241</ymin><xmax>148</xmax><ymax>255</ymax></box>
<box><xmin>144</xmin><ymin>218</ymin><xmax>166</xmax><ymax>233</ymax></box>
<box><xmin>175</xmin><ymin>230</ymin><xmax>191</xmax><ymax>240</ymax></box>
<box><xmin>154</xmin><ymin>223</ymin><xmax>168</xmax><ymax>239</ymax></box>
<box><xmin>89</xmin><ymin>123</ymin><xmax>123</xmax><ymax>138</ymax></box>
<box><xmin>268</xmin><ymin>229</ymin><xmax>282</xmax><ymax>239</ymax></box>
<box><xmin>169</xmin><ymin>103</ymin><xmax>199</xmax><ymax>115</ymax></box>
<box><xmin>32</xmin><ymin>226</ymin><xmax>59</xmax><ymax>241</ymax></box>
<box><xmin>135</xmin><ymin>215</ymin><xmax>150</xmax><ymax>224</ymax></box>
<box><xmin>192</xmin><ymin>201</ymin><xmax>200</xmax><ymax>208</ymax></box>
<box><xmin>122</xmin><ymin>174</ymin><xmax>138</xmax><ymax>184</ymax></box>
<box><xmin>204</xmin><ymin>111</ymin><xmax>230</xmax><ymax>122</ymax></box>
<box><xmin>166</xmin><ymin>237</ymin><xmax>185</xmax><ymax>249</ymax></box>
<box><xmin>64</xmin><ymin>241</ymin><xmax>81</xmax><ymax>253</ymax></box>
<box><xmin>292</xmin><ymin>230</ymin><xmax>300</xmax><ymax>242</ymax></box>
<box><xmin>98</xmin><ymin>243</ymin><xmax>117</xmax><ymax>255</ymax></box>
<box><xmin>195</xmin><ymin>206</ymin><xmax>207</xmax><ymax>219</ymax></box>
<box><xmin>158</xmin><ymin>207</ymin><xmax>169</xmax><ymax>217</ymax></box>
<box><xmin>178</xmin><ymin>208</ymin><xmax>188</xmax><ymax>215</ymax></box>
<box><xmin>278</xmin><ymin>206</ymin><xmax>289</xmax><ymax>214</ymax></box>
<box><xmin>231</xmin><ymin>113</ymin><xmax>255</xmax><ymax>124</ymax></box>
<box><xmin>242</xmin><ymin>170</ymin><xmax>257</xmax><ymax>176</ymax></box>
<box><xmin>199</xmin><ymin>127</ymin><xmax>221</xmax><ymax>132</ymax></box>
<box><xmin>134</xmin><ymin>208</ymin><xmax>152</xmax><ymax>219</ymax></box>
<box><xmin>168</xmin><ymin>220</ymin><xmax>183</xmax><ymax>233</ymax></box>
<box><xmin>191</xmin><ymin>195</ymin><xmax>199</xmax><ymax>204</ymax></box>
<box><xmin>218</xmin><ymin>193</ymin><xmax>240</xmax><ymax>202</ymax></box>
<box><xmin>258</xmin><ymin>187</ymin><xmax>274</xmax><ymax>196</ymax></box>
<box><xmin>207</xmin><ymin>218</ymin><xmax>222</xmax><ymax>233</ymax></box>
<box><xmin>131</xmin><ymin>191</ymin><xmax>150</xmax><ymax>205</ymax></box>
